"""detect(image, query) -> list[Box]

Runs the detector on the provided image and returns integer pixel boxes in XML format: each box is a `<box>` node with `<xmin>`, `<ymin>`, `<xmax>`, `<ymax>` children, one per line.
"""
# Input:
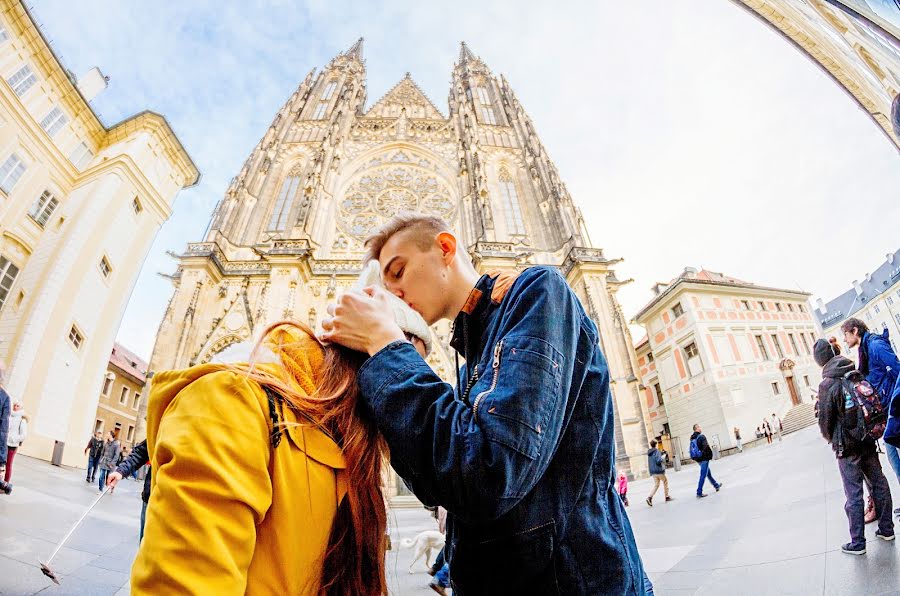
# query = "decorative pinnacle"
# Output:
<box><xmin>459</xmin><ymin>41</ymin><xmax>477</xmax><ymax>64</ymax></box>
<box><xmin>345</xmin><ymin>37</ymin><xmax>364</xmax><ymax>60</ymax></box>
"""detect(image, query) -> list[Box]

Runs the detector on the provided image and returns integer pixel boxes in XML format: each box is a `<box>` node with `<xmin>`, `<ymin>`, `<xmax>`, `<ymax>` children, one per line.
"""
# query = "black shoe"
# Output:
<box><xmin>696</xmin><ymin>493</ymin><xmax>707</xmax><ymax>498</ymax></box>
<box><xmin>665</xmin><ymin>496</ymin><xmax>674</xmax><ymax>502</ymax></box>
<box><xmin>646</xmin><ymin>497</ymin><xmax>653</xmax><ymax>507</ymax></box>
<box><xmin>875</xmin><ymin>530</ymin><xmax>896</xmax><ymax>542</ymax></box>
<box><xmin>429</xmin><ymin>582</ymin><xmax>448</xmax><ymax>595</ymax></box>
<box><xmin>0</xmin><ymin>480</ymin><xmax>11</xmax><ymax>495</ymax></box>
<box><xmin>715</xmin><ymin>482</ymin><xmax>723</xmax><ymax>492</ymax></box>
<box><xmin>841</xmin><ymin>542</ymin><xmax>866</xmax><ymax>555</ymax></box>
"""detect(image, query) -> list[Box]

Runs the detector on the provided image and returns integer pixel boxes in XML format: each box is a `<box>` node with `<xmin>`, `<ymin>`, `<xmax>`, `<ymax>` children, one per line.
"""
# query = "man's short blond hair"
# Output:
<box><xmin>364</xmin><ymin>212</ymin><xmax>451</xmax><ymax>263</ymax></box>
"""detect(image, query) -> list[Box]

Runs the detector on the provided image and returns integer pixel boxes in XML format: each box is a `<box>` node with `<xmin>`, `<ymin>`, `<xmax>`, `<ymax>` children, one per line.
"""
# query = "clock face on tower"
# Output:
<box><xmin>337</xmin><ymin>150</ymin><xmax>457</xmax><ymax>240</ymax></box>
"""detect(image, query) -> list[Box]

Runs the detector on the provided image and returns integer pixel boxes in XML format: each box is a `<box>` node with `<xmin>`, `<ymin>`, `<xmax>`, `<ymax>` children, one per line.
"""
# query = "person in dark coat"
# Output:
<box><xmin>84</xmin><ymin>431</ymin><xmax>104</xmax><ymax>483</ymax></box>
<box><xmin>107</xmin><ymin>439</ymin><xmax>151</xmax><ymax>541</ymax></box>
<box><xmin>0</xmin><ymin>364</ymin><xmax>11</xmax><ymax>494</ymax></box>
<box><xmin>690</xmin><ymin>424</ymin><xmax>722</xmax><ymax>498</ymax></box>
<box><xmin>815</xmin><ymin>339</ymin><xmax>894</xmax><ymax>555</ymax></box>
<box><xmin>645</xmin><ymin>440</ymin><xmax>671</xmax><ymax>507</ymax></box>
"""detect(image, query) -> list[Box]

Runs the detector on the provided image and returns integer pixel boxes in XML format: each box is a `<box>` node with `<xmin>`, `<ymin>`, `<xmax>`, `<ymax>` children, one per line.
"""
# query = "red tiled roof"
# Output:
<box><xmin>109</xmin><ymin>342</ymin><xmax>148</xmax><ymax>384</ymax></box>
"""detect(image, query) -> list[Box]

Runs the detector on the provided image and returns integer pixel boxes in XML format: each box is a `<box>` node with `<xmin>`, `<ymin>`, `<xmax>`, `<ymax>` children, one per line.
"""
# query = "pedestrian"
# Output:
<box><xmin>131</xmin><ymin>311</ymin><xmax>431</xmax><ymax>594</ymax></box>
<box><xmin>0</xmin><ymin>363</ymin><xmax>11</xmax><ymax>493</ymax></box>
<box><xmin>5</xmin><ymin>401</ymin><xmax>28</xmax><ymax>483</ymax></box>
<box><xmin>617</xmin><ymin>471</ymin><xmax>629</xmax><ymax>506</ymax></box>
<box><xmin>763</xmin><ymin>419</ymin><xmax>773</xmax><ymax>444</ymax></box>
<box><xmin>428</xmin><ymin>506</ymin><xmax>450</xmax><ymax>595</ymax></box>
<box><xmin>690</xmin><ymin>424</ymin><xmax>722</xmax><ymax>498</ymax></box>
<box><xmin>321</xmin><ymin>214</ymin><xmax>651</xmax><ymax>594</ymax></box>
<box><xmin>106</xmin><ymin>439</ymin><xmax>150</xmax><ymax>541</ymax></box>
<box><xmin>771</xmin><ymin>413</ymin><xmax>783</xmax><ymax>442</ymax></box>
<box><xmin>814</xmin><ymin>338</ymin><xmax>894</xmax><ymax>554</ymax></box>
<box><xmin>97</xmin><ymin>430</ymin><xmax>121</xmax><ymax>492</ymax></box>
<box><xmin>842</xmin><ymin>318</ymin><xmax>900</xmax><ymax>519</ymax></box>
<box><xmin>734</xmin><ymin>427</ymin><xmax>743</xmax><ymax>453</ymax></box>
<box><xmin>645</xmin><ymin>440</ymin><xmax>671</xmax><ymax>507</ymax></box>
<box><xmin>117</xmin><ymin>446</ymin><xmax>128</xmax><ymax>468</ymax></box>
<box><xmin>84</xmin><ymin>431</ymin><xmax>103</xmax><ymax>483</ymax></box>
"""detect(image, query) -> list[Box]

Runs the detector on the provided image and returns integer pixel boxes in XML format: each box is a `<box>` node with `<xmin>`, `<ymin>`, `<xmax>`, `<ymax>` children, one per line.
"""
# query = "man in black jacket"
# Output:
<box><xmin>814</xmin><ymin>339</ymin><xmax>894</xmax><ymax>555</ymax></box>
<box><xmin>107</xmin><ymin>439</ymin><xmax>150</xmax><ymax>541</ymax></box>
<box><xmin>690</xmin><ymin>424</ymin><xmax>722</xmax><ymax>498</ymax></box>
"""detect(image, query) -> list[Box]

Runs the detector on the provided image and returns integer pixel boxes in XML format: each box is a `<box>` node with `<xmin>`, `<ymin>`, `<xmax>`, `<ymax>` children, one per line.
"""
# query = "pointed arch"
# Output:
<box><xmin>268</xmin><ymin>163</ymin><xmax>304</xmax><ymax>232</ymax></box>
<box><xmin>498</xmin><ymin>167</ymin><xmax>525</xmax><ymax>236</ymax></box>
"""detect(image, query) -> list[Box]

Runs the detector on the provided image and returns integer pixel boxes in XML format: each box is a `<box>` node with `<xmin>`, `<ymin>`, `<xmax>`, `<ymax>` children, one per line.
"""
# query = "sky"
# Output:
<box><xmin>29</xmin><ymin>0</ymin><xmax>900</xmax><ymax>361</ymax></box>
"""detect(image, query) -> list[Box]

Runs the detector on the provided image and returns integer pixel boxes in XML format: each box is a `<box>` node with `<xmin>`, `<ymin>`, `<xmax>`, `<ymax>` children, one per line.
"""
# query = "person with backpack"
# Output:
<box><xmin>690</xmin><ymin>424</ymin><xmax>722</xmax><ymax>498</ymax></box>
<box><xmin>645</xmin><ymin>440</ymin><xmax>671</xmax><ymax>506</ymax></box>
<box><xmin>842</xmin><ymin>319</ymin><xmax>900</xmax><ymax>518</ymax></box>
<box><xmin>814</xmin><ymin>338</ymin><xmax>894</xmax><ymax>554</ymax></box>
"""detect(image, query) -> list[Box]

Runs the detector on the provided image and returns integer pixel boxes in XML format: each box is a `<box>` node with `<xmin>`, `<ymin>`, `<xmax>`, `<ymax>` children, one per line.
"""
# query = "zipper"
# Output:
<box><xmin>473</xmin><ymin>341</ymin><xmax>503</xmax><ymax>422</ymax></box>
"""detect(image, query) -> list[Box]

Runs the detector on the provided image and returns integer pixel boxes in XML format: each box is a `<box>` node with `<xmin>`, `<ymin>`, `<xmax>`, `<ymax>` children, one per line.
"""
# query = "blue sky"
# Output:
<box><xmin>30</xmin><ymin>0</ymin><xmax>900</xmax><ymax>361</ymax></box>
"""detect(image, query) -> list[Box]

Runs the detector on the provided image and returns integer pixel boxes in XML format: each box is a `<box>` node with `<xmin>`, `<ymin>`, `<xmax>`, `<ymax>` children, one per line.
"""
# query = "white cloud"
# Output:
<box><xmin>30</xmin><ymin>0</ymin><xmax>900</xmax><ymax>359</ymax></box>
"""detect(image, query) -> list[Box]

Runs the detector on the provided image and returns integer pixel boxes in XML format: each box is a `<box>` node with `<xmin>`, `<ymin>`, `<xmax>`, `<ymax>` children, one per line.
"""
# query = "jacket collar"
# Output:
<box><xmin>450</xmin><ymin>274</ymin><xmax>495</xmax><ymax>355</ymax></box>
<box><xmin>280</xmin><ymin>401</ymin><xmax>346</xmax><ymax>470</ymax></box>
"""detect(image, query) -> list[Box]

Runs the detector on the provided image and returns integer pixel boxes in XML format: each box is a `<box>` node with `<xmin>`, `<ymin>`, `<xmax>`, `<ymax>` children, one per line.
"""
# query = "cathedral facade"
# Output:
<box><xmin>146</xmin><ymin>40</ymin><xmax>653</xmax><ymax>489</ymax></box>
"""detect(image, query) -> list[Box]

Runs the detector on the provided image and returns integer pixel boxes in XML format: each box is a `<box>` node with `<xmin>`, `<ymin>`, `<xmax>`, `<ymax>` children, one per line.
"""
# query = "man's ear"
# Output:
<box><xmin>436</xmin><ymin>232</ymin><xmax>457</xmax><ymax>265</ymax></box>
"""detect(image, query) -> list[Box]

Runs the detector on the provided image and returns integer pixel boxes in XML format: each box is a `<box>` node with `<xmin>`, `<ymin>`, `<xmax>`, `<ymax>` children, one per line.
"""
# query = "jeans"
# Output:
<box><xmin>736</xmin><ymin>439</ymin><xmax>743</xmax><ymax>452</ymax></box>
<box><xmin>696</xmin><ymin>460</ymin><xmax>720</xmax><ymax>495</ymax></box>
<box><xmin>98</xmin><ymin>467</ymin><xmax>109</xmax><ymax>491</ymax></box>
<box><xmin>837</xmin><ymin>449</ymin><xmax>894</xmax><ymax>546</ymax></box>
<box><xmin>140</xmin><ymin>500</ymin><xmax>147</xmax><ymax>542</ymax></box>
<box><xmin>86</xmin><ymin>456</ymin><xmax>99</xmax><ymax>481</ymax></box>
<box><xmin>430</xmin><ymin>546</ymin><xmax>445</xmax><ymax>575</ymax></box>
<box><xmin>434</xmin><ymin>562</ymin><xmax>450</xmax><ymax>588</ymax></box>
<box><xmin>885</xmin><ymin>442</ymin><xmax>900</xmax><ymax>485</ymax></box>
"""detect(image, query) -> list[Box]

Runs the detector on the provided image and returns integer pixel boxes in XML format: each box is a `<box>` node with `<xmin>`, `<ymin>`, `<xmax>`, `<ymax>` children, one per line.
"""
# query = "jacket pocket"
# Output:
<box><xmin>451</xmin><ymin>521</ymin><xmax>559</xmax><ymax>595</ymax></box>
<box><xmin>477</xmin><ymin>336</ymin><xmax>563</xmax><ymax>460</ymax></box>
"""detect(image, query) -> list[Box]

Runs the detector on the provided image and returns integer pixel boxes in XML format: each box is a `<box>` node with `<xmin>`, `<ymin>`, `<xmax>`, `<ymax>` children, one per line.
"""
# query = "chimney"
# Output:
<box><xmin>853</xmin><ymin>280</ymin><xmax>863</xmax><ymax>296</ymax></box>
<box><xmin>816</xmin><ymin>297</ymin><xmax>826</xmax><ymax>313</ymax></box>
<box><xmin>889</xmin><ymin>253</ymin><xmax>896</xmax><ymax>264</ymax></box>
<box><xmin>652</xmin><ymin>282</ymin><xmax>669</xmax><ymax>296</ymax></box>
<box><xmin>864</xmin><ymin>272</ymin><xmax>872</xmax><ymax>284</ymax></box>
<box><xmin>76</xmin><ymin>67</ymin><xmax>109</xmax><ymax>103</ymax></box>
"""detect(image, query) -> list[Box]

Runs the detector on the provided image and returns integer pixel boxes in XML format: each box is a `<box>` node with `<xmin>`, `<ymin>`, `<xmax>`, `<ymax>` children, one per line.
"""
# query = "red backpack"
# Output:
<box><xmin>840</xmin><ymin>375</ymin><xmax>887</xmax><ymax>443</ymax></box>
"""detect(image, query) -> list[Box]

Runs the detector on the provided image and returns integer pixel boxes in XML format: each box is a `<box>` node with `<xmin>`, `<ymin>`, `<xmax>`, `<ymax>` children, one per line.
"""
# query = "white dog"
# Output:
<box><xmin>400</xmin><ymin>530</ymin><xmax>446</xmax><ymax>574</ymax></box>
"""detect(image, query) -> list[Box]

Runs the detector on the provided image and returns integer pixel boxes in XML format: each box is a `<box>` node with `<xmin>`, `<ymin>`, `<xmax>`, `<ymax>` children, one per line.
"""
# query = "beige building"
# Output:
<box><xmin>93</xmin><ymin>342</ymin><xmax>148</xmax><ymax>450</ymax></box>
<box><xmin>143</xmin><ymin>40</ymin><xmax>654</xmax><ymax>489</ymax></box>
<box><xmin>633</xmin><ymin>268</ymin><xmax>822</xmax><ymax>460</ymax></box>
<box><xmin>731</xmin><ymin>0</ymin><xmax>900</xmax><ymax>151</ymax></box>
<box><xmin>0</xmin><ymin>0</ymin><xmax>199</xmax><ymax>467</ymax></box>
<box><xmin>815</xmin><ymin>248</ymin><xmax>900</xmax><ymax>353</ymax></box>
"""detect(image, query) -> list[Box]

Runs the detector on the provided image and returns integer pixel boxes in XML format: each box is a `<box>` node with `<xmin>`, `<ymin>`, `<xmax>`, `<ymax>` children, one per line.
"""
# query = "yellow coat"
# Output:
<box><xmin>130</xmin><ymin>363</ymin><xmax>348</xmax><ymax>595</ymax></box>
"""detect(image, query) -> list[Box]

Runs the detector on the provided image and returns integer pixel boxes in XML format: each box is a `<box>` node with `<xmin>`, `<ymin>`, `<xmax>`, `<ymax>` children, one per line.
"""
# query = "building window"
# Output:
<box><xmin>788</xmin><ymin>303</ymin><xmax>795</xmax><ymax>312</ymax></box>
<box><xmin>684</xmin><ymin>341</ymin><xmax>703</xmax><ymax>376</ymax></box>
<box><xmin>94</xmin><ymin>419</ymin><xmax>104</xmax><ymax>433</ymax></box>
<box><xmin>788</xmin><ymin>333</ymin><xmax>799</xmax><ymax>356</ymax></box>
<box><xmin>498</xmin><ymin>169</ymin><xmax>525</xmax><ymax>235</ymax></box>
<box><xmin>0</xmin><ymin>153</ymin><xmax>26</xmax><ymax>194</ymax></box>
<box><xmin>312</xmin><ymin>82</ymin><xmax>336</xmax><ymax>120</ymax></box>
<box><xmin>119</xmin><ymin>386</ymin><xmax>129</xmax><ymax>405</ymax></box>
<box><xmin>102</xmin><ymin>374</ymin><xmax>114</xmax><ymax>396</ymax></box>
<box><xmin>653</xmin><ymin>383</ymin><xmax>664</xmax><ymax>407</ymax></box>
<box><xmin>800</xmin><ymin>332</ymin><xmax>811</xmax><ymax>355</ymax></box>
<box><xmin>647</xmin><ymin>352</ymin><xmax>654</xmax><ymax>364</ymax></box>
<box><xmin>804</xmin><ymin>375</ymin><xmax>810</xmax><ymax>387</ymax></box>
<box><xmin>775</xmin><ymin>303</ymin><xmax>783</xmax><ymax>312</ymax></box>
<box><xmin>0</xmin><ymin>256</ymin><xmax>20</xmax><ymax>312</ymax></box>
<box><xmin>127</xmin><ymin>425</ymin><xmax>135</xmax><ymax>443</ymax></box>
<box><xmin>874</xmin><ymin>304</ymin><xmax>881</xmax><ymax>314</ymax></box>
<box><xmin>68</xmin><ymin>325</ymin><xmax>84</xmax><ymax>350</ymax></box>
<box><xmin>321</xmin><ymin>81</ymin><xmax>337</xmax><ymax>101</ymax></box>
<box><xmin>99</xmin><ymin>256</ymin><xmax>112</xmax><ymax>278</ymax></box>
<box><xmin>475</xmin><ymin>87</ymin><xmax>497</xmax><ymax>125</ymax></box>
<box><xmin>40</xmin><ymin>106</ymin><xmax>69</xmax><ymax>137</ymax></box>
<box><xmin>771</xmin><ymin>381</ymin><xmax>780</xmax><ymax>395</ymax></box>
<box><xmin>758</xmin><ymin>301</ymin><xmax>767</xmax><ymax>311</ymax></box>
<box><xmin>895</xmin><ymin>313</ymin><xmax>900</xmax><ymax>327</ymax></box>
<box><xmin>755</xmin><ymin>335</ymin><xmax>769</xmax><ymax>360</ymax></box>
<box><xmin>69</xmin><ymin>142</ymin><xmax>94</xmax><ymax>169</ymax></box>
<box><xmin>312</xmin><ymin>102</ymin><xmax>328</xmax><ymax>119</ymax></box>
<box><xmin>114</xmin><ymin>422</ymin><xmax>122</xmax><ymax>437</ymax></box>
<box><xmin>888</xmin><ymin>296</ymin><xmax>895</xmax><ymax>306</ymax></box>
<box><xmin>8</xmin><ymin>65</ymin><xmax>38</xmax><ymax>96</ymax></box>
<box><xmin>133</xmin><ymin>197</ymin><xmax>143</xmax><ymax>214</ymax></box>
<box><xmin>28</xmin><ymin>190</ymin><xmax>59</xmax><ymax>227</ymax></box>
<box><xmin>267</xmin><ymin>166</ymin><xmax>302</xmax><ymax>231</ymax></box>
<box><xmin>771</xmin><ymin>334</ymin><xmax>784</xmax><ymax>359</ymax></box>
<box><xmin>672</xmin><ymin>302</ymin><xmax>685</xmax><ymax>318</ymax></box>
<box><xmin>132</xmin><ymin>393</ymin><xmax>141</xmax><ymax>410</ymax></box>
<box><xmin>741</xmin><ymin>300</ymin><xmax>751</xmax><ymax>310</ymax></box>
<box><xmin>798</xmin><ymin>305</ymin><xmax>806</xmax><ymax>313</ymax></box>
<box><xmin>0</xmin><ymin>23</ymin><xmax>8</xmax><ymax>43</ymax></box>
<box><xmin>866</xmin><ymin>311</ymin><xmax>873</xmax><ymax>321</ymax></box>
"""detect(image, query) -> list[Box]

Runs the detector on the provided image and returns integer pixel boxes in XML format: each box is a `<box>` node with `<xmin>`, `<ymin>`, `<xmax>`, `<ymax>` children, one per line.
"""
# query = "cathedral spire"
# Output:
<box><xmin>345</xmin><ymin>37</ymin><xmax>364</xmax><ymax>61</ymax></box>
<box><xmin>459</xmin><ymin>41</ymin><xmax>477</xmax><ymax>64</ymax></box>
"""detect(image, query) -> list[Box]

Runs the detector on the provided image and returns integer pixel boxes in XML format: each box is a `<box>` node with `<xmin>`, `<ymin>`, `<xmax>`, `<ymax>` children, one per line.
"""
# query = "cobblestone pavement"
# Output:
<box><xmin>1</xmin><ymin>425</ymin><xmax>898</xmax><ymax>594</ymax></box>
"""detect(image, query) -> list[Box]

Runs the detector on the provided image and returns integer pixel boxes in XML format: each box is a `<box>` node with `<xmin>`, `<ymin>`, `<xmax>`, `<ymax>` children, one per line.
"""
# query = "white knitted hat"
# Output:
<box><xmin>352</xmin><ymin>260</ymin><xmax>432</xmax><ymax>356</ymax></box>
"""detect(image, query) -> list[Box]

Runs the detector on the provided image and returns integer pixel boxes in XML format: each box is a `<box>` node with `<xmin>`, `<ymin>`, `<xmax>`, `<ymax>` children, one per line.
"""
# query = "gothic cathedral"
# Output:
<box><xmin>147</xmin><ymin>40</ymin><xmax>653</xmax><ymax>487</ymax></box>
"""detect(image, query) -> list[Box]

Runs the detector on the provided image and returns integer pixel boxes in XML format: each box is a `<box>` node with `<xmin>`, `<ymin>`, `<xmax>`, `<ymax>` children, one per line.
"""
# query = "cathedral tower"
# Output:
<box><xmin>145</xmin><ymin>41</ymin><xmax>653</xmax><ymax>485</ymax></box>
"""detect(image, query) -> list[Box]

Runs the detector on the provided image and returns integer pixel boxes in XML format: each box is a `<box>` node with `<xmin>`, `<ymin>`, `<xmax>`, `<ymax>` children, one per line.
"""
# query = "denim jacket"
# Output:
<box><xmin>358</xmin><ymin>267</ymin><xmax>649</xmax><ymax>594</ymax></box>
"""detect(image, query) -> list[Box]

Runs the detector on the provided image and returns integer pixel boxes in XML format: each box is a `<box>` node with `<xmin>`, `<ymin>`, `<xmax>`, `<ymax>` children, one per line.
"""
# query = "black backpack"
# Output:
<box><xmin>835</xmin><ymin>373</ymin><xmax>886</xmax><ymax>455</ymax></box>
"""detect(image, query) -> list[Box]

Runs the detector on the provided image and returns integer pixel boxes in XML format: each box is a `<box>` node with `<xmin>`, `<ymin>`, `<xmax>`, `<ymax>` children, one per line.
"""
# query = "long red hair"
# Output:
<box><xmin>215</xmin><ymin>321</ymin><xmax>388</xmax><ymax>595</ymax></box>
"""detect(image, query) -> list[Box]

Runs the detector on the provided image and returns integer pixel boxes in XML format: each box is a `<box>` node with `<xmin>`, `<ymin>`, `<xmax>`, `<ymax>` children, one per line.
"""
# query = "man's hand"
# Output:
<box><xmin>106</xmin><ymin>471</ymin><xmax>123</xmax><ymax>489</ymax></box>
<box><xmin>321</xmin><ymin>287</ymin><xmax>406</xmax><ymax>356</ymax></box>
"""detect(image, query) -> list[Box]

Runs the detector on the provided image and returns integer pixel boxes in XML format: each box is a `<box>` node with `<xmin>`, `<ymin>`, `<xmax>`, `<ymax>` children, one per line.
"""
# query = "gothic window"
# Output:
<box><xmin>0</xmin><ymin>255</ymin><xmax>20</xmax><ymax>312</ymax></box>
<box><xmin>313</xmin><ymin>81</ymin><xmax>337</xmax><ymax>120</ymax></box>
<box><xmin>322</xmin><ymin>81</ymin><xmax>338</xmax><ymax>100</ymax></box>
<box><xmin>268</xmin><ymin>166</ymin><xmax>303</xmax><ymax>231</ymax></box>
<box><xmin>475</xmin><ymin>86</ymin><xmax>497</xmax><ymax>125</ymax></box>
<box><xmin>498</xmin><ymin>169</ymin><xmax>525</xmax><ymax>235</ymax></box>
<box><xmin>29</xmin><ymin>190</ymin><xmax>59</xmax><ymax>227</ymax></box>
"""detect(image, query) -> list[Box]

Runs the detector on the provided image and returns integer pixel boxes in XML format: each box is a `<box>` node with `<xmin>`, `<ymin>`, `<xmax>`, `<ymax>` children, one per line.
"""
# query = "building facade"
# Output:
<box><xmin>731</xmin><ymin>0</ymin><xmax>900</xmax><ymax>151</ymax></box>
<box><xmin>633</xmin><ymin>268</ymin><xmax>821</xmax><ymax>459</ymax></box>
<box><xmin>0</xmin><ymin>0</ymin><xmax>199</xmax><ymax>467</ymax></box>
<box><xmin>143</xmin><ymin>40</ymin><xmax>654</xmax><ymax>489</ymax></box>
<box><xmin>93</xmin><ymin>343</ymin><xmax>148</xmax><ymax>450</ymax></box>
<box><xmin>815</xmin><ymin>248</ymin><xmax>900</xmax><ymax>353</ymax></box>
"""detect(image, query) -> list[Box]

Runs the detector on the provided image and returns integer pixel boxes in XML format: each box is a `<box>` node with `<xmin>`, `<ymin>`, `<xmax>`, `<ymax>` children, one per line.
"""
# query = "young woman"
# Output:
<box><xmin>5</xmin><ymin>401</ymin><xmax>27</xmax><ymax>483</ymax></box>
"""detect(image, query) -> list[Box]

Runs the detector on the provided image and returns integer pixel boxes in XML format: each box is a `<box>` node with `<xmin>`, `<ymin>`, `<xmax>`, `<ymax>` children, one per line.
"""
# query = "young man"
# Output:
<box><xmin>814</xmin><ymin>339</ymin><xmax>894</xmax><ymax>554</ymax></box>
<box><xmin>690</xmin><ymin>424</ymin><xmax>722</xmax><ymax>498</ymax></box>
<box><xmin>645</xmin><ymin>439</ymin><xmax>671</xmax><ymax>507</ymax></box>
<box><xmin>84</xmin><ymin>431</ymin><xmax>104</xmax><ymax>483</ymax></box>
<box><xmin>771</xmin><ymin>413</ymin><xmax>783</xmax><ymax>442</ymax></box>
<box><xmin>322</xmin><ymin>214</ymin><xmax>650</xmax><ymax>594</ymax></box>
<box><xmin>842</xmin><ymin>318</ymin><xmax>900</xmax><ymax>517</ymax></box>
